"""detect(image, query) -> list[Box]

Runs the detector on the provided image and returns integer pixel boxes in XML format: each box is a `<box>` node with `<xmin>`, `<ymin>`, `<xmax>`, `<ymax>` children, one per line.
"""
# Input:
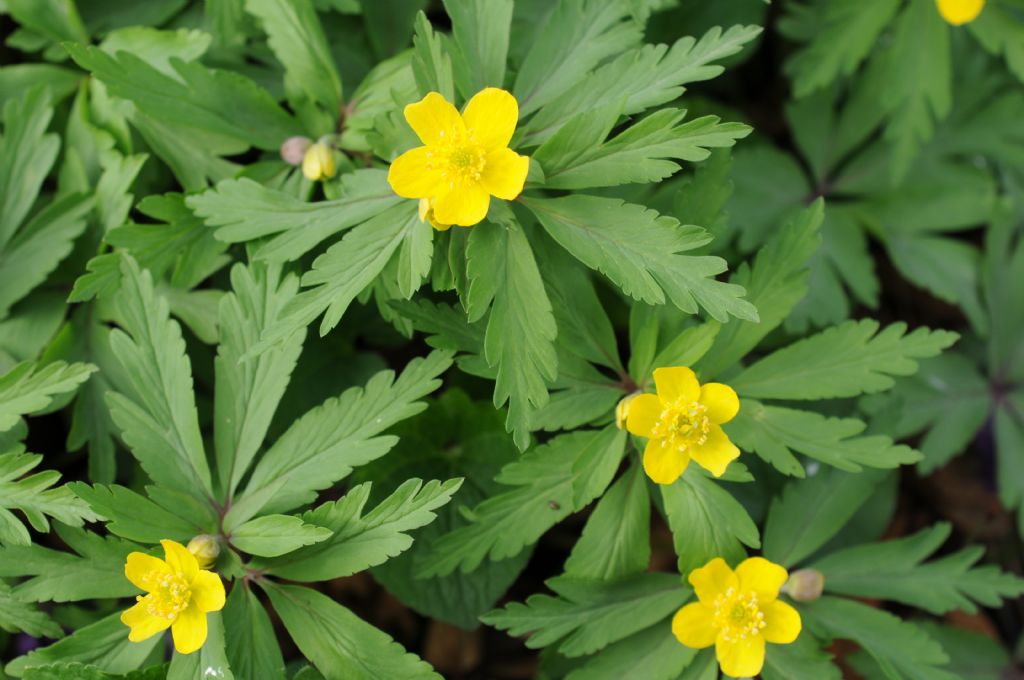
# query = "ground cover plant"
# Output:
<box><xmin>0</xmin><ymin>0</ymin><xmax>1022</xmax><ymax>678</ymax></box>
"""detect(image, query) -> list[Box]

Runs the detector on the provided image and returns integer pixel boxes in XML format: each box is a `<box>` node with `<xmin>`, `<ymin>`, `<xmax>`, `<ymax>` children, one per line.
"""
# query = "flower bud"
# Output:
<box><xmin>784</xmin><ymin>568</ymin><xmax>824</xmax><ymax>602</ymax></box>
<box><xmin>302</xmin><ymin>142</ymin><xmax>337</xmax><ymax>181</ymax></box>
<box><xmin>615</xmin><ymin>393</ymin><xmax>639</xmax><ymax>430</ymax></box>
<box><xmin>187</xmin><ymin>534</ymin><xmax>220</xmax><ymax>570</ymax></box>
<box><xmin>280</xmin><ymin>136</ymin><xmax>311</xmax><ymax>165</ymax></box>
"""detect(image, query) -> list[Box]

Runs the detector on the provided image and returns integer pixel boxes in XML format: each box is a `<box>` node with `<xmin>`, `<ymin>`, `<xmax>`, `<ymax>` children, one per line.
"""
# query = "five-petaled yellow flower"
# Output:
<box><xmin>121</xmin><ymin>539</ymin><xmax>226</xmax><ymax>654</ymax></box>
<box><xmin>625</xmin><ymin>367</ymin><xmax>740</xmax><ymax>484</ymax></box>
<box><xmin>935</xmin><ymin>0</ymin><xmax>984</xmax><ymax>25</ymax></box>
<box><xmin>674</xmin><ymin>557</ymin><xmax>802</xmax><ymax>678</ymax></box>
<box><xmin>388</xmin><ymin>88</ymin><xmax>529</xmax><ymax>228</ymax></box>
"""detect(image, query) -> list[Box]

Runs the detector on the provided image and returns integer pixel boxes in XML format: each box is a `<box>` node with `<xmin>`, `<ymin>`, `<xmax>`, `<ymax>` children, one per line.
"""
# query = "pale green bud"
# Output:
<box><xmin>187</xmin><ymin>534</ymin><xmax>220</xmax><ymax>570</ymax></box>
<box><xmin>302</xmin><ymin>142</ymin><xmax>336</xmax><ymax>181</ymax></box>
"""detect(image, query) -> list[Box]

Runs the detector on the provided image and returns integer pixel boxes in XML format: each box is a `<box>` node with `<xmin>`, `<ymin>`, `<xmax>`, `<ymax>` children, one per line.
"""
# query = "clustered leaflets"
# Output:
<box><xmin>0</xmin><ymin>0</ymin><xmax>1021</xmax><ymax>678</ymax></box>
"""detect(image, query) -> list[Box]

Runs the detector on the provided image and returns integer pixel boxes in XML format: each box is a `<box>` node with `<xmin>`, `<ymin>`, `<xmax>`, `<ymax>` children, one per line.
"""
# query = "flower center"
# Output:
<box><xmin>712</xmin><ymin>588</ymin><xmax>765</xmax><ymax>641</ymax></box>
<box><xmin>653</xmin><ymin>399</ymin><xmax>710</xmax><ymax>451</ymax></box>
<box><xmin>141</xmin><ymin>572</ymin><xmax>192</xmax><ymax>620</ymax></box>
<box><xmin>426</xmin><ymin>131</ymin><xmax>486</xmax><ymax>188</ymax></box>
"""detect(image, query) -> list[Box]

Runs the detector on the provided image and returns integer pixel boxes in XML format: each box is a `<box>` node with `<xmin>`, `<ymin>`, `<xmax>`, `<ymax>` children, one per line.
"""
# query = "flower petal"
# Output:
<box><xmin>700</xmin><ymin>383</ymin><xmax>740</xmax><ymax>424</ymax></box>
<box><xmin>716</xmin><ymin>631</ymin><xmax>765</xmax><ymax>679</ymax></box>
<box><xmin>161</xmin><ymin>540</ymin><xmax>198</xmax><ymax>583</ymax></box>
<box><xmin>481</xmin><ymin>147</ymin><xmax>529</xmax><ymax>200</ymax></box>
<box><xmin>653</xmin><ymin>367</ymin><xmax>700</xmax><ymax>403</ymax></box>
<box><xmin>171</xmin><ymin>602</ymin><xmax>208</xmax><ymax>655</ymax></box>
<box><xmin>121</xmin><ymin>597</ymin><xmax>172</xmax><ymax>643</ymax></box>
<box><xmin>643</xmin><ymin>438</ymin><xmax>689</xmax><ymax>485</ymax></box>
<box><xmin>689</xmin><ymin>424</ymin><xmax>740</xmax><ymax>478</ymax></box>
<box><xmin>404</xmin><ymin>92</ymin><xmax>464</xmax><ymax>146</ymax></box>
<box><xmin>432</xmin><ymin>183</ymin><xmax>490</xmax><ymax>227</ymax></box>
<box><xmin>462</xmin><ymin>87</ymin><xmax>519</xmax><ymax>151</ymax></box>
<box><xmin>625</xmin><ymin>393</ymin><xmax>663</xmax><ymax>438</ymax></box>
<box><xmin>671</xmin><ymin>602</ymin><xmax>717</xmax><ymax>649</ymax></box>
<box><xmin>688</xmin><ymin>557</ymin><xmax>738</xmax><ymax>604</ymax></box>
<box><xmin>762</xmin><ymin>600</ymin><xmax>802</xmax><ymax>644</ymax></box>
<box><xmin>125</xmin><ymin>552</ymin><xmax>171</xmax><ymax>592</ymax></box>
<box><xmin>190</xmin><ymin>570</ymin><xmax>226</xmax><ymax>613</ymax></box>
<box><xmin>935</xmin><ymin>0</ymin><xmax>984</xmax><ymax>25</ymax></box>
<box><xmin>736</xmin><ymin>557</ymin><xmax>789</xmax><ymax>604</ymax></box>
<box><xmin>388</xmin><ymin>147</ymin><xmax>445</xmax><ymax>199</ymax></box>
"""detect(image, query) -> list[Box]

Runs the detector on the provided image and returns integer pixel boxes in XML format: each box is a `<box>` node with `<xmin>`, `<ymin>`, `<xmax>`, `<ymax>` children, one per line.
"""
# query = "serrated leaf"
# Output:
<box><xmin>255</xmin><ymin>478</ymin><xmax>460</xmax><ymax>580</ymax></box>
<box><xmin>229</xmin><ymin>350</ymin><xmax>452</xmax><ymax>526</ymax></box>
<box><xmin>0</xmin><ymin>581</ymin><xmax>62</xmax><ymax>639</ymax></box>
<box><xmin>563</xmin><ymin>620</ymin><xmax>697</xmax><ymax>680</ymax></box>
<box><xmin>223</xmin><ymin>584</ymin><xmax>286</xmax><ymax>680</ymax></box>
<box><xmin>523</xmin><ymin>195</ymin><xmax>756</xmax><ymax>322</ymax></box>
<box><xmin>481</xmin><ymin>573</ymin><xmax>689</xmax><ymax>657</ymax></box>
<box><xmin>732</xmin><ymin>320</ymin><xmax>958</xmax><ymax>400</ymax></box>
<box><xmin>411</xmin><ymin>12</ymin><xmax>455</xmax><ymax>100</ymax></box>
<box><xmin>68</xmin><ymin>483</ymin><xmax>201</xmax><ymax>543</ymax></box>
<box><xmin>230</xmin><ymin>514</ymin><xmax>331</xmax><ymax>558</ymax></box>
<box><xmin>0</xmin><ymin>446</ymin><xmax>95</xmax><ymax>545</ymax></box>
<box><xmin>812</xmin><ymin>523</ymin><xmax>1024</xmax><ymax>614</ymax></box>
<box><xmin>419</xmin><ymin>426</ymin><xmax>626</xmax><ymax>576</ymax></box>
<box><xmin>262</xmin><ymin>582</ymin><xmax>440</xmax><ymax>680</ymax></box>
<box><xmin>0</xmin><ymin>361</ymin><xmax>95</xmax><ymax>433</ymax></box>
<box><xmin>442</xmin><ymin>0</ymin><xmax>512</xmax><ymax>99</ymax></box>
<box><xmin>662</xmin><ymin>466</ymin><xmax>760</xmax><ymax>575</ymax></box>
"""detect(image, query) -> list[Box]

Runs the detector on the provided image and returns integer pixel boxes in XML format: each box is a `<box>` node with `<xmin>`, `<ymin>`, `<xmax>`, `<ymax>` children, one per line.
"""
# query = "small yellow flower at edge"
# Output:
<box><xmin>388</xmin><ymin>88</ymin><xmax>530</xmax><ymax>228</ymax></box>
<box><xmin>302</xmin><ymin>142</ymin><xmax>336</xmax><ymax>182</ymax></box>
<box><xmin>625</xmin><ymin>366</ymin><xmax>741</xmax><ymax>484</ymax></box>
<box><xmin>674</xmin><ymin>557</ymin><xmax>802</xmax><ymax>678</ymax></box>
<box><xmin>935</xmin><ymin>0</ymin><xmax>985</xmax><ymax>25</ymax></box>
<box><xmin>419</xmin><ymin>197</ymin><xmax>452</xmax><ymax>231</ymax></box>
<box><xmin>121</xmin><ymin>539</ymin><xmax>226</xmax><ymax>655</ymax></box>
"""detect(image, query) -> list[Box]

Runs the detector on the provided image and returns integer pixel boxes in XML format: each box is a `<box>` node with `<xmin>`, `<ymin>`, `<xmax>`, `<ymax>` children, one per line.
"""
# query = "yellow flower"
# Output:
<box><xmin>935</xmin><ymin>0</ymin><xmax>984</xmax><ymax>24</ymax></box>
<box><xmin>625</xmin><ymin>367</ymin><xmax>740</xmax><ymax>484</ymax></box>
<box><xmin>302</xmin><ymin>142</ymin><xmax>336</xmax><ymax>181</ymax></box>
<box><xmin>418</xmin><ymin>197</ymin><xmax>451</xmax><ymax>231</ymax></box>
<box><xmin>388</xmin><ymin>88</ymin><xmax>530</xmax><ymax>227</ymax></box>
<box><xmin>121</xmin><ymin>539</ymin><xmax>226</xmax><ymax>655</ymax></box>
<box><xmin>674</xmin><ymin>557</ymin><xmax>802</xmax><ymax>678</ymax></box>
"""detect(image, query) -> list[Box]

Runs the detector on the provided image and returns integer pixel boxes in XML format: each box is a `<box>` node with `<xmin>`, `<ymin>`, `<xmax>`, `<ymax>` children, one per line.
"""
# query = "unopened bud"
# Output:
<box><xmin>784</xmin><ymin>568</ymin><xmax>824</xmax><ymax>602</ymax></box>
<box><xmin>302</xmin><ymin>142</ymin><xmax>336</xmax><ymax>181</ymax></box>
<box><xmin>187</xmin><ymin>534</ymin><xmax>220</xmax><ymax>570</ymax></box>
<box><xmin>280</xmin><ymin>136</ymin><xmax>311</xmax><ymax>165</ymax></box>
<box><xmin>615</xmin><ymin>393</ymin><xmax>639</xmax><ymax>430</ymax></box>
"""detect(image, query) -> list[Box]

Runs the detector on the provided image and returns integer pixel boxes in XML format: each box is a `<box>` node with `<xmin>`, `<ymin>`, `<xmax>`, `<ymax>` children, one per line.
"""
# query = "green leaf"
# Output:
<box><xmin>223</xmin><ymin>584</ymin><xmax>286</xmax><ymax>680</ymax></box>
<box><xmin>520</xmin><ymin>24</ymin><xmax>762</xmax><ymax>145</ymax></box>
<box><xmin>0</xmin><ymin>581</ymin><xmax>62</xmax><ymax>639</ymax></box>
<box><xmin>229</xmin><ymin>350</ymin><xmax>452</xmax><ymax>525</ymax></box>
<box><xmin>5</xmin><ymin>0</ymin><xmax>89</xmax><ymax>46</ymax></box>
<box><xmin>442</xmin><ymin>0</ymin><xmax>512</xmax><ymax>99</ymax></box>
<box><xmin>0</xmin><ymin>446</ymin><xmax>95</xmax><ymax>545</ymax></box>
<box><xmin>563</xmin><ymin>620</ymin><xmax>697</xmax><ymax>680</ymax></box>
<box><xmin>812</xmin><ymin>523</ymin><xmax>1024</xmax><ymax>614</ymax></box>
<box><xmin>0</xmin><ymin>525</ymin><xmax>136</xmax><ymax>602</ymax></box>
<box><xmin>230</xmin><ymin>514</ymin><xmax>331</xmax><ymax>558</ymax></box>
<box><xmin>189</xmin><ymin>170</ymin><xmax>400</xmax><ymax>262</ymax></box>
<box><xmin>969</xmin><ymin>3</ymin><xmax>1024</xmax><ymax>84</ymax></box>
<box><xmin>481</xmin><ymin>573</ymin><xmax>689</xmax><ymax>657</ymax></box>
<box><xmin>564</xmin><ymin>462</ymin><xmax>650</xmax><ymax>580</ymax></box>
<box><xmin>245</xmin><ymin>0</ymin><xmax>342</xmax><ymax>114</ymax></box>
<box><xmin>411</xmin><ymin>12</ymin><xmax>455</xmax><ymax>101</ymax></box>
<box><xmin>801</xmin><ymin>596</ymin><xmax>955</xmax><ymax>680</ymax></box>
<box><xmin>732</xmin><ymin>320</ymin><xmax>958</xmax><ymax>400</ymax></box>
<box><xmin>782</xmin><ymin>0</ymin><xmax>901</xmax><ymax>96</ymax></box>
<box><xmin>698</xmin><ymin>200</ymin><xmax>823</xmax><ymax>379</ymax></box>
<box><xmin>105</xmin><ymin>255</ymin><xmax>214</xmax><ymax>501</ymax></box>
<box><xmin>255</xmin><ymin>478</ymin><xmax>460</xmax><ymax>580</ymax></box>
<box><xmin>0</xmin><ymin>361</ymin><xmax>96</xmax><ymax>433</ymax></box>
<box><xmin>762</xmin><ymin>631</ymin><xmax>842</xmax><ymax>680</ymax></box>
<box><xmin>662</xmin><ymin>466</ymin><xmax>760</xmax><ymax>574</ymax></box>
<box><xmin>0</xmin><ymin>86</ymin><xmax>61</xmax><ymax>250</ymax></box>
<box><xmin>479</xmin><ymin>215</ymin><xmax>557</xmax><ymax>449</ymax></box>
<box><xmin>523</xmin><ymin>195</ymin><xmax>756</xmax><ymax>322</ymax></box>
<box><xmin>262</xmin><ymin>582</ymin><xmax>440</xmax><ymax>679</ymax></box>
<box><xmin>762</xmin><ymin>468</ymin><xmax>881</xmax><ymax>567</ymax></box>
<box><xmin>68</xmin><ymin>483</ymin><xmax>201</xmax><ymax>543</ymax></box>
<box><xmin>215</xmin><ymin>263</ymin><xmax>304</xmax><ymax>497</ymax></box>
<box><xmin>420</xmin><ymin>426</ymin><xmax>626</xmax><ymax>576</ymax></box>
<box><xmin>66</xmin><ymin>44</ymin><xmax>298</xmax><ymax>151</ymax></box>
<box><xmin>99</xmin><ymin>27</ymin><xmax>211</xmax><ymax>76</ymax></box>
<box><xmin>6</xmin><ymin>611</ymin><xmax>162</xmax><ymax>678</ymax></box>
<box><xmin>513</xmin><ymin>0</ymin><xmax>640</xmax><ymax>115</ymax></box>
<box><xmin>167</xmin><ymin>612</ymin><xmax>233</xmax><ymax>680</ymax></box>
<box><xmin>535</xmin><ymin>108</ymin><xmax>750</xmax><ymax>189</ymax></box>
<box><xmin>729</xmin><ymin>400</ymin><xmax>921</xmax><ymax>475</ymax></box>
